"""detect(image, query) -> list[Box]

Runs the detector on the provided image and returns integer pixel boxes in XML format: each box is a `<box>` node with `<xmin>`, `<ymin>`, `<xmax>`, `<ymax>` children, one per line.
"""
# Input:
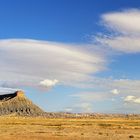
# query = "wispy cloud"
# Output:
<box><xmin>92</xmin><ymin>78</ymin><xmax>140</xmax><ymax>96</ymax></box>
<box><xmin>101</xmin><ymin>9</ymin><xmax>140</xmax><ymax>33</ymax></box>
<box><xmin>96</xmin><ymin>9</ymin><xmax>140</xmax><ymax>53</ymax></box>
<box><xmin>72</xmin><ymin>102</ymin><xmax>93</xmax><ymax>113</ymax></box>
<box><xmin>1</xmin><ymin>9</ymin><xmax>140</xmax><ymax>113</ymax></box>
<box><xmin>70</xmin><ymin>91</ymin><xmax>112</xmax><ymax>113</ymax></box>
<box><xmin>89</xmin><ymin>8</ymin><xmax>140</xmax><ymax>105</ymax></box>
<box><xmin>71</xmin><ymin>91</ymin><xmax>109</xmax><ymax>102</ymax></box>
<box><xmin>0</xmin><ymin>39</ymin><xmax>105</xmax><ymax>90</ymax></box>
<box><xmin>77</xmin><ymin>102</ymin><xmax>93</xmax><ymax>112</ymax></box>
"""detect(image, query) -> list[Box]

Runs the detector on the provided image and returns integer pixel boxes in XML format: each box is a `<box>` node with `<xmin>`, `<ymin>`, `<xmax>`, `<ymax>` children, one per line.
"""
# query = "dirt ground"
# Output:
<box><xmin>0</xmin><ymin>116</ymin><xmax>140</xmax><ymax>140</ymax></box>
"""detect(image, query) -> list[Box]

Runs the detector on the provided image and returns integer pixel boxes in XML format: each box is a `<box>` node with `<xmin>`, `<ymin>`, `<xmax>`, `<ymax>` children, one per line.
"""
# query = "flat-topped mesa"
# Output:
<box><xmin>0</xmin><ymin>90</ymin><xmax>45</xmax><ymax>116</ymax></box>
<box><xmin>0</xmin><ymin>90</ymin><xmax>25</xmax><ymax>101</ymax></box>
<box><xmin>15</xmin><ymin>90</ymin><xmax>25</xmax><ymax>98</ymax></box>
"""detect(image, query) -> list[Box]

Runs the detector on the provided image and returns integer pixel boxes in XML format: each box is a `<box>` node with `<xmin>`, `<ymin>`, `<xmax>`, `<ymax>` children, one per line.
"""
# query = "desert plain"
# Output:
<box><xmin>0</xmin><ymin>116</ymin><xmax>140</xmax><ymax>140</ymax></box>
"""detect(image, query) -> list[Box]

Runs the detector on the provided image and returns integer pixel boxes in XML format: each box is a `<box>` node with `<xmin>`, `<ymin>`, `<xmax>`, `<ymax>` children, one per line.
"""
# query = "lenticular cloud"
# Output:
<box><xmin>0</xmin><ymin>39</ymin><xmax>105</xmax><ymax>89</ymax></box>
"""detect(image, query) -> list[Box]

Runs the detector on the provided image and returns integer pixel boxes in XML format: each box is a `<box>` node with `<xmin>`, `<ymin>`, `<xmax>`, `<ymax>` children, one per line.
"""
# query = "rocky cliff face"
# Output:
<box><xmin>0</xmin><ymin>91</ymin><xmax>45</xmax><ymax>116</ymax></box>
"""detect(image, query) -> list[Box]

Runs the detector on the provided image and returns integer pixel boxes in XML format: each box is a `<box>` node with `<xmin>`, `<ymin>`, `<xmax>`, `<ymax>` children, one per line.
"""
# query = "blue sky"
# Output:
<box><xmin>0</xmin><ymin>0</ymin><xmax>140</xmax><ymax>113</ymax></box>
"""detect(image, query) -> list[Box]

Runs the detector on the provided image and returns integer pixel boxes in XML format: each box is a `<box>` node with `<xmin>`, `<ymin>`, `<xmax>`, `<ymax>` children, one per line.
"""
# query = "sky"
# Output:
<box><xmin>0</xmin><ymin>0</ymin><xmax>140</xmax><ymax>113</ymax></box>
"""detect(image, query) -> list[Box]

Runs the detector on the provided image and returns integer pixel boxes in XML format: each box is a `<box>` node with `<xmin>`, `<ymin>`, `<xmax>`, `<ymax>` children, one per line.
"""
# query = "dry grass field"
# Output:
<box><xmin>0</xmin><ymin>116</ymin><xmax>140</xmax><ymax>140</ymax></box>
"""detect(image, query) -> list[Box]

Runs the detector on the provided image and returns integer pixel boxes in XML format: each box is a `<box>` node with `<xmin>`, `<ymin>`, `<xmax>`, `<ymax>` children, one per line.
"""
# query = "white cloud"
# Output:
<box><xmin>0</xmin><ymin>39</ymin><xmax>105</xmax><ymax>89</ymax></box>
<box><xmin>96</xmin><ymin>9</ymin><xmax>140</xmax><ymax>53</ymax></box>
<box><xmin>110</xmin><ymin>89</ymin><xmax>119</xmax><ymax>95</ymax></box>
<box><xmin>124</xmin><ymin>96</ymin><xmax>135</xmax><ymax>101</ymax></box>
<box><xmin>108</xmin><ymin>79</ymin><xmax>140</xmax><ymax>95</ymax></box>
<box><xmin>124</xmin><ymin>95</ymin><xmax>140</xmax><ymax>104</ymax></box>
<box><xmin>98</xmin><ymin>35</ymin><xmax>140</xmax><ymax>53</ymax></box>
<box><xmin>40</xmin><ymin>79</ymin><xmax>58</xmax><ymax>88</ymax></box>
<box><xmin>90</xmin><ymin>9</ymin><xmax>140</xmax><ymax>101</ymax></box>
<box><xmin>69</xmin><ymin>78</ymin><xmax>140</xmax><ymax>113</ymax></box>
<box><xmin>101</xmin><ymin>9</ymin><xmax>140</xmax><ymax>33</ymax></box>
<box><xmin>67</xmin><ymin>77</ymin><xmax>140</xmax><ymax>106</ymax></box>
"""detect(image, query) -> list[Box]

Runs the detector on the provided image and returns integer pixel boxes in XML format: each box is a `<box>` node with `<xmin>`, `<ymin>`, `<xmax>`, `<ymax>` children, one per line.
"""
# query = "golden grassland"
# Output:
<box><xmin>0</xmin><ymin>116</ymin><xmax>140</xmax><ymax>140</ymax></box>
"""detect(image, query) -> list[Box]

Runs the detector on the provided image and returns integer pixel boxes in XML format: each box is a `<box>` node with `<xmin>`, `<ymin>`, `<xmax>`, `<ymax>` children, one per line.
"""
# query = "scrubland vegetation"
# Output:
<box><xmin>0</xmin><ymin>116</ymin><xmax>140</xmax><ymax>140</ymax></box>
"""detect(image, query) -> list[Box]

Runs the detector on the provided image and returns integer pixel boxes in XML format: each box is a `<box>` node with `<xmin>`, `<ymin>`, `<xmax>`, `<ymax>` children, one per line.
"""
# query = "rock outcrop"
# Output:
<box><xmin>0</xmin><ymin>91</ymin><xmax>45</xmax><ymax>116</ymax></box>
